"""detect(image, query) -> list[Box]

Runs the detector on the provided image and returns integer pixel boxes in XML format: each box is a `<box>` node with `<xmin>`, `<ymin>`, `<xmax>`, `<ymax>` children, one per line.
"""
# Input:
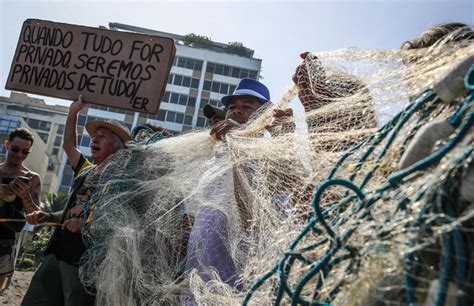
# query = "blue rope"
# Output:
<box><xmin>242</xmin><ymin>65</ymin><xmax>474</xmax><ymax>305</ymax></box>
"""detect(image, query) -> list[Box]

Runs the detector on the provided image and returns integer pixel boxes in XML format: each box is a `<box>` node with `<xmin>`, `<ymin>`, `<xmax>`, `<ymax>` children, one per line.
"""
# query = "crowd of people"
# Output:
<box><xmin>0</xmin><ymin>22</ymin><xmax>472</xmax><ymax>305</ymax></box>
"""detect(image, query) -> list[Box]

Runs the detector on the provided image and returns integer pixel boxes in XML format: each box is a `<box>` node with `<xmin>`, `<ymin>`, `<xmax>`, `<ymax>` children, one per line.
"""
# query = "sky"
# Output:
<box><xmin>0</xmin><ymin>0</ymin><xmax>473</xmax><ymax>109</ymax></box>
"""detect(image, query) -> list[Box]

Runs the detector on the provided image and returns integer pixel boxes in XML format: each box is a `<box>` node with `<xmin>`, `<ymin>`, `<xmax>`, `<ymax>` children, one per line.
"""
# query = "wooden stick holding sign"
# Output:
<box><xmin>5</xmin><ymin>19</ymin><xmax>176</xmax><ymax>114</ymax></box>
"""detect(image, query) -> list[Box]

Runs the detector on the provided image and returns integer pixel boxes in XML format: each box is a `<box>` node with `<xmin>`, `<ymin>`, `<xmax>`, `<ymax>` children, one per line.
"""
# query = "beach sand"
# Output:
<box><xmin>0</xmin><ymin>271</ymin><xmax>33</xmax><ymax>305</ymax></box>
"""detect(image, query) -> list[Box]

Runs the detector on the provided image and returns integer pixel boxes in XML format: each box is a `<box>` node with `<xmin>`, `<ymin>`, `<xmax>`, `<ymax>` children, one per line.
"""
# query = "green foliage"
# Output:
<box><xmin>42</xmin><ymin>191</ymin><xmax>67</xmax><ymax>213</ymax></box>
<box><xmin>23</xmin><ymin>231</ymin><xmax>52</xmax><ymax>255</ymax></box>
<box><xmin>183</xmin><ymin>33</ymin><xmax>213</xmax><ymax>47</ymax></box>
<box><xmin>224</xmin><ymin>41</ymin><xmax>253</xmax><ymax>58</ymax></box>
<box><xmin>15</xmin><ymin>257</ymin><xmax>35</xmax><ymax>271</ymax></box>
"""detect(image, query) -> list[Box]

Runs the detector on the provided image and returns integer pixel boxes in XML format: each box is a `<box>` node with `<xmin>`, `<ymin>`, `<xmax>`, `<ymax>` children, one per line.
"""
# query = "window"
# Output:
<box><xmin>182</xmin><ymin>76</ymin><xmax>191</xmax><ymax>87</ymax></box>
<box><xmin>206</xmin><ymin>62</ymin><xmax>215</xmax><ymax>73</ymax></box>
<box><xmin>240</xmin><ymin>70</ymin><xmax>249</xmax><ymax>78</ymax></box>
<box><xmin>197</xmin><ymin>117</ymin><xmax>206</xmax><ymax>127</ymax></box>
<box><xmin>203</xmin><ymin>81</ymin><xmax>211</xmax><ymax>91</ymax></box>
<box><xmin>185</xmin><ymin>60</ymin><xmax>194</xmax><ymax>70</ymax></box>
<box><xmin>200</xmin><ymin>98</ymin><xmax>209</xmax><ymax>109</ymax></box>
<box><xmin>191</xmin><ymin>78</ymin><xmax>200</xmax><ymax>89</ymax></box>
<box><xmin>205</xmin><ymin>62</ymin><xmax>258</xmax><ymax>79</ymax></box>
<box><xmin>26</xmin><ymin>118</ymin><xmax>51</xmax><ymax>131</ymax></box>
<box><xmin>163</xmin><ymin>92</ymin><xmax>170</xmax><ymax>103</ymax></box>
<box><xmin>175</xmin><ymin>113</ymin><xmax>184</xmax><ymax>124</ymax></box>
<box><xmin>179</xmin><ymin>95</ymin><xmax>188</xmax><ymax>106</ymax></box>
<box><xmin>80</xmin><ymin>135</ymin><xmax>91</xmax><ymax>147</ymax></box>
<box><xmin>54</xmin><ymin>136</ymin><xmax>62</xmax><ymax>146</ymax></box>
<box><xmin>167</xmin><ymin>75</ymin><xmax>173</xmax><ymax>84</ymax></box>
<box><xmin>157</xmin><ymin>110</ymin><xmax>166</xmax><ymax>121</ymax></box>
<box><xmin>177</xmin><ymin>57</ymin><xmax>186</xmax><ymax>68</ymax></box>
<box><xmin>184</xmin><ymin>115</ymin><xmax>193</xmax><ymax>125</ymax></box>
<box><xmin>52</xmin><ymin>148</ymin><xmax>59</xmax><ymax>155</ymax></box>
<box><xmin>214</xmin><ymin>64</ymin><xmax>223</xmax><ymax>75</ymax></box>
<box><xmin>223</xmin><ymin>66</ymin><xmax>230</xmax><ymax>76</ymax></box>
<box><xmin>172</xmin><ymin>56</ymin><xmax>203</xmax><ymax>71</ymax></box>
<box><xmin>220</xmin><ymin>84</ymin><xmax>229</xmax><ymax>94</ymax></box>
<box><xmin>0</xmin><ymin>115</ymin><xmax>20</xmax><ymax>132</ymax></box>
<box><xmin>195</xmin><ymin>61</ymin><xmax>203</xmax><ymax>71</ymax></box>
<box><xmin>231</xmin><ymin>68</ymin><xmax>240</xmax><ymax>78</ymax></box>
<box><xmin>166</xmin><ymin>111</ymin><xmax>176</xmax><ymax>122</ymax></box>
<box><xmin>78</xmin><ymin>115</ymin><xmax>87</xmax><ymax>127</ymax></box>
<box><xmin>174</xmin><ymin>75</ymin><xmax>183</xmax><ymax>86</ymax></box>
<box><xmin>37</xmin><ymin>132</ymin><xmax>49</xmax><ymax>143</ymax></box>
<box><xmin>187</xmin><ymin>97</ymin><xmax>196</xmax><ymax>107</ymax></box>
<box><xmin>57</xmin><ymin>124</ymin><xmax>65</xmax><ymax>134</ymax></box>
<box><xmin>211</xmin><ymin>82</ymin><xmax>220</xmax><ymax>93</ymax></box>
<box><xmin>170</xmin><ymin>93</ymin><xmax>179</xmax><ymax>104</ymax></box>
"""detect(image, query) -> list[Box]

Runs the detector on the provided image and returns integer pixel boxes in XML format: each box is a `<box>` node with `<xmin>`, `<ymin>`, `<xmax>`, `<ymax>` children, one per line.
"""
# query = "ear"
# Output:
<box><xmin>4</xmin><ymin>139</ymin><xmax>10</xmax><ymax>149</ymax></box>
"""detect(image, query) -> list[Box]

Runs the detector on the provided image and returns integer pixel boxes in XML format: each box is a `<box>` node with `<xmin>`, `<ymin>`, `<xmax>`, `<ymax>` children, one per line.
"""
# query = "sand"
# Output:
<box><xmin>0</xmin><ymin>271</ymin><xmax>33</xmax><ymax>306</ymax></box>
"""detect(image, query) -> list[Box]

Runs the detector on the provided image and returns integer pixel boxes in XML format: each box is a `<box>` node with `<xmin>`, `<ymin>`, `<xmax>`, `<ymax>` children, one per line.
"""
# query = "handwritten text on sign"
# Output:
<box><xmin>6</xmin><ymin>19</ymin><xmax>176</xmax><ymax>114</ymax></box>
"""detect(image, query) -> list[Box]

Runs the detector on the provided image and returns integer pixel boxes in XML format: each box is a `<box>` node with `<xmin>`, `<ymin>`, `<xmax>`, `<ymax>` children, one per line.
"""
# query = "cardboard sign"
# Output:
<box><xmin>6</xmin><ymin>19</ymin><xmax>176</xmax><ymax>114</ymax></box>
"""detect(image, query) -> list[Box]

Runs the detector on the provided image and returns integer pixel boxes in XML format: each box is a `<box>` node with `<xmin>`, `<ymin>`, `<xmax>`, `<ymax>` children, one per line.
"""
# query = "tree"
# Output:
<box><xmin>183</xmin><ymin>33</ymin><xmax>214</xmax><ymax>48</ymax></box>
<box><xmin>42</xmin><ymin>191</ymin><xmax>67</xmax><ymax>213</ymax></box>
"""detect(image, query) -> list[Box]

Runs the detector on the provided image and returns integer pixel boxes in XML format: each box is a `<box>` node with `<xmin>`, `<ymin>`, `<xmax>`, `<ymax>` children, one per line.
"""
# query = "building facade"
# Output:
<box><xmin>0</xmin><ymin>93</ymin><xmax>68</xmax><ymax>194</ymax></box>
<box><xmin>107</xmin><ymin>23</ymin><xmax>263</xmax><ymax>132</ymax></box>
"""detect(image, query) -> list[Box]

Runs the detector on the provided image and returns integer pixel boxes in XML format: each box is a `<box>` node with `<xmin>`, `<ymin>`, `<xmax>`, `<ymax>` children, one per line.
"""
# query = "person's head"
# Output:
<box><xmin>400</xmin><ymin>23</ymin><xmax>474</xmax><ymax>98</ymax></box>
<box><xmin>203</xmin><ymin>104</ymin><xmax>226</xmax><ymax>127</ymax></box>
<box><xmin>221</xmin><ymin>79</ymin><xmax>271</xmax><ymax>124</ymax></box>
<box><xmin>293</xmin><ymin>52</ymin><xmax>372</xmax><ymax>115</ymax></box>
<box><xmin>400</xmin><ymin>23</ymin><xmax>474</xmax><ymax>51</ymax></box>
<box><xmin>85</xmin><ymin>119</ymin><xmax>131</xmax><ymax>164</ymax></box>
<box><xmin>4</xmin><ymin>128</ymin><xmax>34</xmax><ymax>167</ymax></box>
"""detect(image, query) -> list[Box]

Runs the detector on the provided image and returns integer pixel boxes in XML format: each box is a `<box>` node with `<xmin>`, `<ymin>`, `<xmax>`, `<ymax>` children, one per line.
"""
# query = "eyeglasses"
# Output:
<box><xmin>10</xmin><ymin>147</ymin><xmax>31</xmax><ymax>156</ymax></box>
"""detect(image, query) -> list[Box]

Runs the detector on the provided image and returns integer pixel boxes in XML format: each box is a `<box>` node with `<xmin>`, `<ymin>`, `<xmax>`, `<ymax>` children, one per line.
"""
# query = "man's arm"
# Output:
<box><xmin>63</xmin><ymin>94</ymin><xmax>87</xmax><ymax>170</ymax></box>
<box><xmin>26</xmin><ymin>210</ymin><xmax>63</xmax><ymax>225</ymax></box>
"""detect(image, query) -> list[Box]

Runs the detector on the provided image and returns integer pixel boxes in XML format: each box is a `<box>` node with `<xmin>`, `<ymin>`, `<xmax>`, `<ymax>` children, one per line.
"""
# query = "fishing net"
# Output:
<box><xmin>75</xmin><ymin>31</ymin><xmax>474</xmax><ymax>305</ymax></box>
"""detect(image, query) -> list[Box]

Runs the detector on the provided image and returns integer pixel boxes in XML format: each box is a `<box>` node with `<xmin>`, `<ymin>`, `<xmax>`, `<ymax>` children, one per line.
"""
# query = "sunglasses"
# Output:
<box><xmin>10</xmin><ymin>146</ymin><xmax>31</xmax><ymax>156</ymax></box>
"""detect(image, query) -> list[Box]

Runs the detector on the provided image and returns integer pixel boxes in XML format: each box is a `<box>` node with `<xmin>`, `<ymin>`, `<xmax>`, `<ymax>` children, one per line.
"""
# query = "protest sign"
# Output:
<box><xmin>6</xmin><ymin>19</ymin><xmax>176</xmax><ymax>114</ymax></box>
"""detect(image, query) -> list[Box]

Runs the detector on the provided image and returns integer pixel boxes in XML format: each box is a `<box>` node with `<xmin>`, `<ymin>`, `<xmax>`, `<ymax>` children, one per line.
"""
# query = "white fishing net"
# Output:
<box><xmin>75</xmin><ymin>28</ymin><xmax>474</xmax><ymax>305</ymax></box>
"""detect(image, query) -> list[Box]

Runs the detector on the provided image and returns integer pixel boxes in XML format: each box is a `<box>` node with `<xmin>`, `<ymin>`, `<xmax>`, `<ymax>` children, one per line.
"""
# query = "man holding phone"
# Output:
<box><xmin>0</xmin><ymin>127</ymin><xmax>41</xmax><ymax>289</ymax></box>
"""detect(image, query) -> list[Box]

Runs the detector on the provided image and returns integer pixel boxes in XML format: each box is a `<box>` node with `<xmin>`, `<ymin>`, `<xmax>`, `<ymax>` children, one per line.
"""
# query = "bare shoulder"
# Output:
<box><xmin>30</xmin><ymin>172</ymin><xmax>42</xmax><ymax>182</ymax></box>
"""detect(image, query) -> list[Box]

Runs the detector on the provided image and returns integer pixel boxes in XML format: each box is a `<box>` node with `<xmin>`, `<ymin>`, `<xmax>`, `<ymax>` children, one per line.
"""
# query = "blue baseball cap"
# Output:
<box><xmin>221</xmin><ymin>78</ymin><xmax>271</xmax><ymax>107</ymax></box>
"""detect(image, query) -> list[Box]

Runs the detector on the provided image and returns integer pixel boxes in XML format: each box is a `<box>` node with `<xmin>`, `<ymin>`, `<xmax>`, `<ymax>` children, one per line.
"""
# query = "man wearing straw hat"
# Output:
<box><xmin>0</xmin><ymin>127</ymin><xmax>41</xmax><ymax>290</ymax></box>
<box><xmin>23</xmin><ymin>95</ymin><xmax>131</xmax><ymax>306</ymax></box>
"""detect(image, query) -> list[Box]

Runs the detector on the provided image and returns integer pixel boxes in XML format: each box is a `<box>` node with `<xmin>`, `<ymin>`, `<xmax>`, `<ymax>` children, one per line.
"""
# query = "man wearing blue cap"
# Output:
<box><xmin>210</xmin><ymin>78</ymin><xmax>271</xmax><ymax>140</ymax></box>
<box><xmin>182</xmin><ymin>79</ymin><xmax>271</xmax><ymax>303</ymax></box>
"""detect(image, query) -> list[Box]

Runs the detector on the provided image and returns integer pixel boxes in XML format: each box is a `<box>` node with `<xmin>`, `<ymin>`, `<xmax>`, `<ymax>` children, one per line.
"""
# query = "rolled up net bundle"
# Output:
<box><xmin>76</xmin><ymin>35</ymin><xmax>473</xmax><ymax>305</ymax></box>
